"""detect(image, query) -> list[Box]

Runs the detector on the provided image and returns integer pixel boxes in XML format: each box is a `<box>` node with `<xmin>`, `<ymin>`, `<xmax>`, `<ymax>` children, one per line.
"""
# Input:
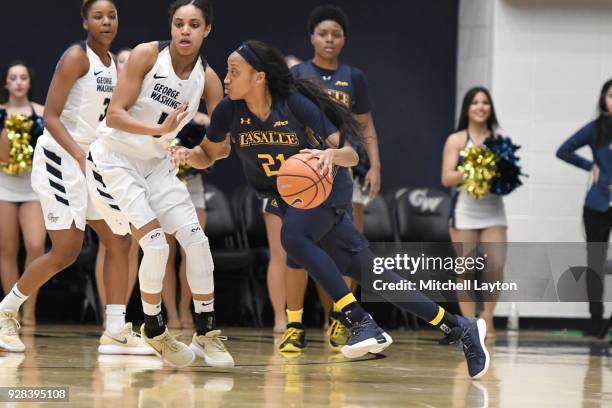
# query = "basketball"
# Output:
<box><xmin>276</xmin><ymin>152</ymin><xmax>333</xmax><ymax>209</ymax></box>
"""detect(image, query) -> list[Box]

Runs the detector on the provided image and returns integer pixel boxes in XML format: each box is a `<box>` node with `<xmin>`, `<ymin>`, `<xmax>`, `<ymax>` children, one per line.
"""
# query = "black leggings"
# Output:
<box><xmin>583</xmin><ymin>206</ymin><xmax>612</xmax><ymax>318</ymax></box>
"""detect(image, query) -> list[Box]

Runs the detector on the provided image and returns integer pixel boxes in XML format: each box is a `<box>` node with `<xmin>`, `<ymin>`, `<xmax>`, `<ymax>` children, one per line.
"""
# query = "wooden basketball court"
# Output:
<box><xmin>1</xmin><ymin>326</ymin><xmax>610</xmax><ymax>407</ymax></box>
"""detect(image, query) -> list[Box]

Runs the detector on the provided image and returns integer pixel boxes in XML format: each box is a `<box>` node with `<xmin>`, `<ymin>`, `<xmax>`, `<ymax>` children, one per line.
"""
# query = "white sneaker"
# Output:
<box><xmin>141</xmin><ymin>325</ymin><xmax>195</xmax><ymax>368</ymax></box>
<box><xmin>98</xmin><ymin>323</ymin><xmax>155</xmax><ymax>355</ymax></box>
<box><xmin>0</xmin><ymin>310</ymin><xmax>25</xmax><ymax>352</ymax></box>
<box><xmin>189</xmin><ymin>330</ymin><xmax>235</xmax><ymax>367</ymax></box>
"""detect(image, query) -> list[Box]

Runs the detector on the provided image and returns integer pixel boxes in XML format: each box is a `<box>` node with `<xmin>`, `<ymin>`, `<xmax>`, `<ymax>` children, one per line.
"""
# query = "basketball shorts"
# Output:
<box><xmin>31</xmin><ymin>133</ymin><xmax>111</xmax><ymax>231</ymax></box>
<box><xmin>87</xmin><ymin>139</ymin><xmax>199</xmax><ymax>236</ymax></box>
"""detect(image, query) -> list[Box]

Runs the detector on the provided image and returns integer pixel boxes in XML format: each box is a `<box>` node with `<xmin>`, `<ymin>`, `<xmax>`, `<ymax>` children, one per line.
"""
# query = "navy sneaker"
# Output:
<box><xmin>340</xmin><ymin>313</ymin><xmax>392</xmax><ymax>358</ymax></box>
<box><xmin>440</xmin><ymin>316</ymin><xmax>490</xmax><ymax>379</ymax></box>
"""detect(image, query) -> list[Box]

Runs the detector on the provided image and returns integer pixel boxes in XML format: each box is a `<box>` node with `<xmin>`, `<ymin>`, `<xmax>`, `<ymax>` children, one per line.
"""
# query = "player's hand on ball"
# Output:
<box><xmin>169</xmin><ymin>146</ymin><xmax>192</xmax><ymax>168</ymax></box>
<box><xmin>158</xmin><ymin>102</ymin><xmax>189</xmax><ymax>135</ymax></box>
<box><xmin>300</xmin><ymin>148</ymin><xmax>334</xmax><ymax>178</ymax></box>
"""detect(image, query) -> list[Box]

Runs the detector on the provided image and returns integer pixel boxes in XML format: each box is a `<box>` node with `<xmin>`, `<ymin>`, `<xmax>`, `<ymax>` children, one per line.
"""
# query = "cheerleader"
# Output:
<box><xmin>0</xmin><ymin>61</ymin><xmax>45</xmax><ymax>326</ymax></box>
<box><xmin>441</xmin><ymin>86</ymin><xmax>507</xmax><ymax>338</ymax></box>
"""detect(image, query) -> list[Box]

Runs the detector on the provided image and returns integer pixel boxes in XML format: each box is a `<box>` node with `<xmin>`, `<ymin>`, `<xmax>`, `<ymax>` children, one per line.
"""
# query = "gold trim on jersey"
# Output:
<box><xmin>326</xmin><ymin>89</ymin><xmax>350</xmax><ymax>108</ymax></box>
<box><xmin>239</xmin><ymin>131</ymin><xmax>299</xmax><ymax>147</ymax></box>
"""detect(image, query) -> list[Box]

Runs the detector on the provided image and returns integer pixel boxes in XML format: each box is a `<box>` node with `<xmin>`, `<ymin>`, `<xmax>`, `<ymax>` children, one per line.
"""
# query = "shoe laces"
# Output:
<box><xmin>0</xmin><ymin>315</ymin><xmax>20</xmax><ymax>336</ymax></box>
<box><xmin>329</xmin><ymin>319</ymin><xmax>347</xmax><ymax>338</ymax></box>
<box><xmin>207</xmin><ymin>334</ymin><xmax>229</xmax><ymax>352</ymax></box>
<box><xmin>162</xmin><ymin>332</ymin><xmax>183</xmax><ymax>352</ymax></box>
<box><xmin>284</xmin><ymin>328</ymin><xmax>302</xmax><ymax>343</ymax></box>
<box><xmin>459</xmin><ymin>328</ymin><xmax>476</xmax><ymax>360</ymax></box>
<box><xmin>349</xmin><ymin>318</ymin><xmax>370</xmax><ymax>338</ymax></box>
<box><xmin>439</xmin><ymin>326</ymin><xmax>476</xmax><ymax>359</ymax></box>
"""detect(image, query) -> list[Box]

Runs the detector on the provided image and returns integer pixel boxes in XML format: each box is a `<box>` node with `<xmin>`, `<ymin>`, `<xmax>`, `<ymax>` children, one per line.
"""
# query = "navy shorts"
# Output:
<box><xmin>265</xmin><ymin>197</ymin><xmax>368</xmax><ymax>270</ymax></box>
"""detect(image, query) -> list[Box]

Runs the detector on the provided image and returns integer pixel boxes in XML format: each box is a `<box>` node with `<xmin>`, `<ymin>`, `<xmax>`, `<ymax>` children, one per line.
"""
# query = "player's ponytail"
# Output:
<box><xmin>241</xmin><ymin>40</ymin><xmax>362</xmax><ymax>147</ymax></box>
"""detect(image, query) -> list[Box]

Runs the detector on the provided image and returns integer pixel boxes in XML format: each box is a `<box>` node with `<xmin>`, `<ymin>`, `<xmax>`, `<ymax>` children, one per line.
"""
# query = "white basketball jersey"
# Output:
<box><xmin>53</xmin><ymin>42</ymin><xmax>116</xmax><ymax>149</ymax></box>
<box><xmin>98</xmin><ymin>42</ymin><xmax>206</xmax><ymax>159</ymax></box>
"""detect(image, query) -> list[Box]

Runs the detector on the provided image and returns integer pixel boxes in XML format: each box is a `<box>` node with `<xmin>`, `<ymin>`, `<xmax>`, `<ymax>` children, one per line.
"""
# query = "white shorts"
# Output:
<box><xmin>352</xmin><ymin>177</ymin><xmax>371</xmax><ymax>207</ymax></box>
<box><xmin>30</xmin><ymin>134</ymin><xmax>104</xmax><ymax>231</ymax></box>
<box><xmin>87</xmin><ymin>139</ymin><xmax>199</xmax><ymax>235</ymax></box>
<box><xmin>185</xmin><ymin>173</ymin><xmax>206</xmax><ymax>210</ymax></box>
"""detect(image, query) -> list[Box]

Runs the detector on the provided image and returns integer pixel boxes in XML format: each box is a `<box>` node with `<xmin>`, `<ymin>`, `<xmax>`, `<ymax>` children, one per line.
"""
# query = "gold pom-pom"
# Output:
<box><xmin>458</xmin><ymin>146</ymin><xmax>498</xmax><ymax>199</ymax></box>
<box><xmin>1</xmin><ymin>114</ymin><xmax>35</xmax><ymax>175</ymax></box>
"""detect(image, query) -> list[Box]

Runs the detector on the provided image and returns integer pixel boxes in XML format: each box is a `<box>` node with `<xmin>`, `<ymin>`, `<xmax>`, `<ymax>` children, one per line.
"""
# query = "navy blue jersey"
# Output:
<box><xmin>206</xmin><ymin>91</ymin><xmax>353</xmax><ymax>208</ymax></box>
<box><xmin>291</xmin><ymin>61</ymin><xmax>371</xmax><ymax>115</ymax></box>
<box><xmin>292</xmin><ymin>61</ymin><xmax>372</xmax><ymax>182</ymax></box>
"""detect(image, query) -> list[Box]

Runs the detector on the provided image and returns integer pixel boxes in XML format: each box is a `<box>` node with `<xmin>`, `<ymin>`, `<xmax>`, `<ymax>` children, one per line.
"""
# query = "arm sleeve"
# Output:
<box><xmin>204</xmin><ymin>97</ymin><xmax>234</xmax><ymax>143</ymax></box>
<box><xmin>556</xmin><ymin>122</ymin><xmax>596</xmax><ymax>171</ymax></box>
<box><xmin>287</xmin><ymin>92</ymin><xmax>338</xmax><ymax>140</ymax></box>
<box><xmin>351</xmin><ymin>67</ymin><xmax>372</xmax><ymax>115</ymax></box>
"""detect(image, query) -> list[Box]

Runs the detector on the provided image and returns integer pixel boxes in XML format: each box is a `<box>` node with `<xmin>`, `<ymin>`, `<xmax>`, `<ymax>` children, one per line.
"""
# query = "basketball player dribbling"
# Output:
<box><xmin>170</xmin><ymin>40</ymin><xmax>490</xmax><ymax>379</ymax></box>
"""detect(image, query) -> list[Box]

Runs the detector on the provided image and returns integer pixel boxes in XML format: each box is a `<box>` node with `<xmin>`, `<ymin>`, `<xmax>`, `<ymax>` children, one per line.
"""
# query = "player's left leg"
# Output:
<box><xmin>90</xmin><ymin>219</ymin><xmax>153</xmax><ymax>355</ymax></box>
<box><xmin>479</xmin><ymin>226</ymin><xmax>507</xmax><ymax>339</ymax></box>
<box><xmin>17</xmin><ymin>201</ymin><xmax>46</xmax><ymax>326</ymax></box>
<box><xmin>152</xmin><ymin>168</ymin><xmax>233</xmax><ymax>367</ymax></box>
<box><xmin>333</xmin><ymin>221</ymin><xmax>490</xmax><ymax>379</ymax></box>
<box><xmin>281</xmin><ymin>205</ymin><xmax>392</xmax><ymax>359</ymax></box>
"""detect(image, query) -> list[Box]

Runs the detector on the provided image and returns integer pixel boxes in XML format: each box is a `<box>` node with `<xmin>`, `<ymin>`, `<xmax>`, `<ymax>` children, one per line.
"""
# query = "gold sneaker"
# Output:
<box><xmin>278</xmin><ymin>323</ymin><xmax>306</xmax><ymax>353</ymax></box>
<box><xmin>140</xmin><ymin>325</ymin><xmax>195</xmax><ymax>368</ymax></box>
<box><xmin>189</xmin><ymin>330</ymin><xmax>235</xmax><ymax>367</ymax></box>
<box><xmin>99</xmin><ymin>323</ymin><xmax>155</xmax><ymax>355</ymax></box>
<box><xmin>0</xmin><ymin>310</ymin><xmax>25</xmax><ymax>352</ymax></box>
<box><xmin>327</xmin><ymin>313</ymin><xmax>349</xmax><ymax>352</ymax></box>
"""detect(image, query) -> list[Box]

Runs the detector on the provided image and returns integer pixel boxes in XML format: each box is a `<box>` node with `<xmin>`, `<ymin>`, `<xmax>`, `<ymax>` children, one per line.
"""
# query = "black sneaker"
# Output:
<box><xmin>440</xmin><ymin>316</ymin><xmax>490</xmax><ymax>379</ymax></box>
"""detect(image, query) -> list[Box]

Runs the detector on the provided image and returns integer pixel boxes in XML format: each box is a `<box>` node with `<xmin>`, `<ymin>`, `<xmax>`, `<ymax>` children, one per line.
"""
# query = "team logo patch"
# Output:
<box><xmin>240</xmin><ymin>117</ymin><xmax>251</xmax><ymax>125</ymax></box>
<box><xmin>273</xmin><ymin>120</ymin><xmax>288</xmax><ymax>127</ymax></box>
<box><xmin>335</xmin><ymin>81</ymin><xmax>349</xmax><ymax>86</ymax></box>
<box><xmin>47</xmin><ymin>213</ymin><xmax>59</xmax><ymax>223</ymax></box>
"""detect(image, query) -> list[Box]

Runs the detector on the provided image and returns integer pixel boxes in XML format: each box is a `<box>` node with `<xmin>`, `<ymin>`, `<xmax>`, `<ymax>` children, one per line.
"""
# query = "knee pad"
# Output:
<box><xmin>175</xmin><ymin>223</ymin><xmax>214</xmax><ymax>294</ymax></box>
<box><xmin>138</xmin><ymin>228</ymin><xmax>169</xmax><ymax>293</ymax></box>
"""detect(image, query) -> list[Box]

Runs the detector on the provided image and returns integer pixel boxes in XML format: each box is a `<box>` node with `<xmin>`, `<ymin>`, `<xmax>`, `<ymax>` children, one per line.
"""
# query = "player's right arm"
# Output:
<box><xmin>170</xmin><ymin>97</ymin><xmax>232</xmax><ymax>169</ymax></box>
<box><xmin>441</xmin><ymin>131</ymin><xmax>466</xmax><ymax>187</ymax></box>
<box><xmin>43</xmin><ymin>45</ymin><xmax>90</xmax><ymax>171</ymax></box>
<box><xmin>106</xmin><ymin>42</ymin><xmax>188</xmax><ymax>136</ymax></box>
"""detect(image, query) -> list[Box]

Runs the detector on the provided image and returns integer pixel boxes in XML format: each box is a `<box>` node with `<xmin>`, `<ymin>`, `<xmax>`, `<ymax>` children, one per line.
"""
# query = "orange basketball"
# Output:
<box><xmin>276</xmin><ymin>152</ymin><xmax>333</xmax><ymax>209</ymax></box>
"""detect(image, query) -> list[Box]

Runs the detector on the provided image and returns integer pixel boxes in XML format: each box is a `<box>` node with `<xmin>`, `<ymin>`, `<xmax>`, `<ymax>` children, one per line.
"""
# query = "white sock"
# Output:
<box><xmin>194</xmin><ymin>298</ymin><xmax>214</xmax><ymax>314</ymax></box>
<box><xmin>142</xmin><ymin>300</ymin><xmax>162</xmax><ymax>316</ymax></box>
<box><xmin>105</xmin><ymin>304</ymin><xmax>126</xmax><ymax>335</ymax></box>
<box><xmin>0</xmin><ymin>284</ymin><xmax>28</xmax><ymax>311</ymax></box>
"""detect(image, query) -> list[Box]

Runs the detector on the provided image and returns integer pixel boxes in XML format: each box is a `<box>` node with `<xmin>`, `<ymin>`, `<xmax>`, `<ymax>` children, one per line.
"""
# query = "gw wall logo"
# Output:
<box><xmin>396</xmin><ymin>188</ymin><xmax>443</xmax><ymax>212</ymax></box>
